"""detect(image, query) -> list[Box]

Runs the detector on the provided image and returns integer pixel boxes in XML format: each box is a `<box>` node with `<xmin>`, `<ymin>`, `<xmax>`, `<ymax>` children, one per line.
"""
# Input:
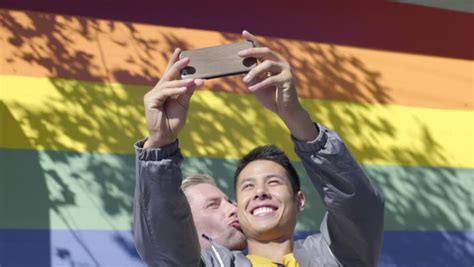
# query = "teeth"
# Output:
<box><xmin>253</xmin><ymin>207</ymin><xmax>275</xmax><ymax>216</ymax></box>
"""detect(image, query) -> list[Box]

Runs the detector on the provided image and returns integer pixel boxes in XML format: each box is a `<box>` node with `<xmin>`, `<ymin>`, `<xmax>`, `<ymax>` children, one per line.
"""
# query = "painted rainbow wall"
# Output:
<box><xmin>1</xmin><ymin>2</ymin><xmax>473</xmax><ymax>266</ymax></box>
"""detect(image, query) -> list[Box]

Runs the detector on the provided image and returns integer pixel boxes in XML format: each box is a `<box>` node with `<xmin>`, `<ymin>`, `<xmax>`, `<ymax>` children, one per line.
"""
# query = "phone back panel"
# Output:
<box><xmin>179</xmin><ymin>41</ymin><xmax>257</xmax><ymax>80</ymax></box>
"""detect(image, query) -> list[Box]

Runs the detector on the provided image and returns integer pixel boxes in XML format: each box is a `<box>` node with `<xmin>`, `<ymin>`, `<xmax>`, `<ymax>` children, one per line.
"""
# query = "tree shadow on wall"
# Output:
<box><xmin>1</xmin><ymin>9</ymin><xmax>472</xmax><ymax>266</ymax></box>
<box><xmin>0</xmin><ymin>101</ymin><xmax>50</xmax><ymax>267</ymax></box>
<box><xmin>1</xmin><ymin>10</ymin><xmax>169</xmax><ymax>266</ymax></box>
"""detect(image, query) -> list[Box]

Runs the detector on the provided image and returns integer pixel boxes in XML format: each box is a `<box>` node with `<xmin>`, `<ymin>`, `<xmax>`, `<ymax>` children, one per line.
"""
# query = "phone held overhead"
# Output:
<box><xmin>179</xmin><ymin>41</ymin><xmax>257</xmax><ymax>80</ymax></box>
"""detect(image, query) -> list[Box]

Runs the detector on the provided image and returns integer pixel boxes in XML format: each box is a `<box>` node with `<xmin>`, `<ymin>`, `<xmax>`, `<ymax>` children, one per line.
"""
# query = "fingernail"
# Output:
<box><xmin>248</xmin><ymin>85</ymin><xmax>255</xmax><ymax>91</ymax></box>
<box><xmin>194</xmin><ymin>79</ymin><xmax>204</xmax><ymax>86</ymax></box>
<box><xmin>243</xmin><ymin>74</ymin><xmax>250</xmax><ymax>83</ymax></box>
<box><xmin>238</xmin><ymin>50</ymin><xmax>247</xmax><ymax>56</ymax></box>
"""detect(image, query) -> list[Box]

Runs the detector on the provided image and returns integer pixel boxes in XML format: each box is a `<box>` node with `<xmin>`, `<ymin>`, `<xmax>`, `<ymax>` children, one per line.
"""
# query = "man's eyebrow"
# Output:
<box><xmin>203</xmin><ymin>197</ymin><xmax>221</xmax><ymax>203</ymax></box>
<box><xmin>265</xmin><ymin>174</ymin><xmax>285</xmax><ymax>180</ymax></box>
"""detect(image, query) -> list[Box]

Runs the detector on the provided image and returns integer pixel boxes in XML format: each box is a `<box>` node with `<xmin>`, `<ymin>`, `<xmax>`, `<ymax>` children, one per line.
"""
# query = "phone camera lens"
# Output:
<box><xmin>182</xmin><ymin>66</ymin><xmax>196</xmax><ymax>76</ymax></box>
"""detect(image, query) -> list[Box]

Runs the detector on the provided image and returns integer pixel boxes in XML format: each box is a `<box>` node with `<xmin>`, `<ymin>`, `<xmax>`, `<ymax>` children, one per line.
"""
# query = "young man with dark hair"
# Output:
<box><xmin>233</xmin><ymin>145</ymin><xmax>301</xmax><ymax>195</ymax></box>
<box><xmin>133</xmin><ymin>30</ymin><xmax>384</xmax><ymax>266</ymax></box>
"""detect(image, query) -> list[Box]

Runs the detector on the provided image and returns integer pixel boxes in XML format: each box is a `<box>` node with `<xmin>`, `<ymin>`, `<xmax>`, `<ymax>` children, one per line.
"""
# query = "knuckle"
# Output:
<box><xmin>144</xmin><ymin>92</ymin><xmax>151</xmax><ymax>100</ymax></box>
<box><xmin>267</xmin><ymin>76</ymin><xmax>277</xmax><ymax>84</ymax></box>
<box><xmin>168</xmin><ymin>65</ymin><xmax>178</xmax><ymax>74</ymax></box>
<box><xmin>260</xmin><ymin>61</ymin><xmax>271</xmax><ymax>70</ymax></box>
<box><xmin>247</xmin><ymin>70</ymin><xmax>255</xmax><ymax>78</ymax></box>
<box><xmin>170</xmin><ymin>63</ymin><xmax>182</xmax><ymax>72</ymax></box>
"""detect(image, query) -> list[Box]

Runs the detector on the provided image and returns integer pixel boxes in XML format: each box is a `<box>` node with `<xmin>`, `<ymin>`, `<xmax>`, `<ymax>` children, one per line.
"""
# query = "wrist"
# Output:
<box><xmin>279</xmin><ymin>104</ymin><xmax>306</xmax><ymax>123</ymax></box>
<box><xmin>144</xmin><ymin>135</ymin><xmax>176</xmax><ymax>149</ymax></box>
<box><xmin>281</xmin><ymin>108</ymin><xmax>318</xmax><ymax>141</ymax></box>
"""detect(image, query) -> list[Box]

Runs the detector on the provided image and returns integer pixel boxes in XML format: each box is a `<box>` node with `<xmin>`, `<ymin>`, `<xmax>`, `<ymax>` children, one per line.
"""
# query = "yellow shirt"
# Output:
<box><xmin>247</xmin><ymin>253</ymin><xmax>299</xmax><ymax>267</ymax></box>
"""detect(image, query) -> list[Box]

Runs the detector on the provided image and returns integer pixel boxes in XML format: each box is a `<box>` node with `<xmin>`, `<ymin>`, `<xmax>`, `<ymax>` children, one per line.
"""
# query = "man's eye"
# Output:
<box><xmin>242</xmin><ymin>184</ymin><xmax>254</xmax><ymax>190</ymax></box>
<box><xmin>206</xmin><ymin>202</ymin><xmax>218</xmax><ymax>209</ymax></box>
<box><xmin>268</xmin><ymin>179</ymin><xmax>281</xmax><ymax>185</ymax></box>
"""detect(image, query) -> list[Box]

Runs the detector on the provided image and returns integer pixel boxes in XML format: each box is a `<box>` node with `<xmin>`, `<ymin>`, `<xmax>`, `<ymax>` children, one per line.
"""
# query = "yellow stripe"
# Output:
<box><xmin>1</xmin><ymin>75</ymin><xmax>473</xmax><ymax>168</ymax></box>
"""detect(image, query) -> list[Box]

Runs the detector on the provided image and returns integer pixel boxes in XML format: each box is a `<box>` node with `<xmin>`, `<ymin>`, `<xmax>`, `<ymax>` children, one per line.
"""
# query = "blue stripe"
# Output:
<box><xmin>0</xmin><ymin>229</ymin><xmax>144</xmax><ymax>267</ymax></box>
<box><xmin>296</xmin><ymin>231</ymin><xmax>474</xmax><ymax>267</ymax></box>
<box><xmin>1</xmin><ymin>230</ymin><xmax>473</xmax><ymax>267</ymax></box>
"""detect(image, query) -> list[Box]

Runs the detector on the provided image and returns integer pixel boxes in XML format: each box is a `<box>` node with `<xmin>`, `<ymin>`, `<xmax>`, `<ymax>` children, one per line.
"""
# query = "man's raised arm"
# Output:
<box><xmin>133</xmin><ymin>48</ymin><xmax>205</xmax><ymax>266</ymax></box>
<box><xmin>240</xmin><ymin>30</ymin><xmax>384</xmax><ymax>266</ymax></box>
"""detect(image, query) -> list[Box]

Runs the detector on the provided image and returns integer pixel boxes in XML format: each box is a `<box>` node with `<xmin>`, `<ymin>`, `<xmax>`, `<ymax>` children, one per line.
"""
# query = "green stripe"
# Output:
<box><xmin>183</xmin><ymin>154</ymin><xmax>474</xmax><ymax>231</ymax></box>
<box><xmin>395</xmin><ymin>0</ymin><xmax>474</xmax><ymax>14</ymax></box>
<box><xmin>1</xmin><ymin>148</ymin><xmax>472</xmax><ymax>231</ymax></box>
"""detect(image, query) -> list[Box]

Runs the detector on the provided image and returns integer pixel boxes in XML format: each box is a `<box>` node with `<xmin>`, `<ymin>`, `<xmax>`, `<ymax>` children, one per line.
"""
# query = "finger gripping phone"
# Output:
<box><xmin>179</xmin><ymin>41</ymin><xmax>257</xmax><ymax>80</ymax></box>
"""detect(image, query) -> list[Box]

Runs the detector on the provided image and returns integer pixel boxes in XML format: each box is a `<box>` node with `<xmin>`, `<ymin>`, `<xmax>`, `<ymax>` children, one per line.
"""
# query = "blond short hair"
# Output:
<box><xmin>181</xmin><ymin>173</ymin><xmax>217</xmax><ymax>192</ymax></box>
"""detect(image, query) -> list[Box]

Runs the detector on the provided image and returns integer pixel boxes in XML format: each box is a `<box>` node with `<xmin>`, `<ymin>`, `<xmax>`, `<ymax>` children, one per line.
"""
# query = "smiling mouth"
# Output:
<box><xmin>251</xmin><ymin>206</ymin><xmax>278</xmax><ymax>217</ymax></box>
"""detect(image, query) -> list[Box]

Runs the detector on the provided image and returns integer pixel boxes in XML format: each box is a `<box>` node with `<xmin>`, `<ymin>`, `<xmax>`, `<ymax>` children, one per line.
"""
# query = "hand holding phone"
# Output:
<box><xmin>179</xmin><ymin>41</ymin><xmax>257</xmax><ymax>80</ymax></box>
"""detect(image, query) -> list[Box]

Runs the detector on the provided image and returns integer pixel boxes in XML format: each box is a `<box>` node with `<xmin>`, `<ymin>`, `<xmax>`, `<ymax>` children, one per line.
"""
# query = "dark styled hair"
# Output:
<box><xmin>233</xmin><ymin>144</ymin><xmax>300</xmax><ymax>195</ymax></box>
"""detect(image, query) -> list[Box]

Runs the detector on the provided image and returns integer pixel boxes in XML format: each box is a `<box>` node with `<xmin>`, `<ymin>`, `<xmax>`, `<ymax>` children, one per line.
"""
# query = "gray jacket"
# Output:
<box><xmin>134</xmin><ymin>124</ymin><xmax>384</xmax><ymax>266</ymax></box>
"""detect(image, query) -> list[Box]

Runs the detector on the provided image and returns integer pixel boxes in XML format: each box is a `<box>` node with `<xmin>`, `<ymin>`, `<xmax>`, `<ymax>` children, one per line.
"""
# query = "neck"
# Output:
<box><xmin>247</xmin><ymin>237</ymin><xmax>294</xmax><ymax>263</ymax></box>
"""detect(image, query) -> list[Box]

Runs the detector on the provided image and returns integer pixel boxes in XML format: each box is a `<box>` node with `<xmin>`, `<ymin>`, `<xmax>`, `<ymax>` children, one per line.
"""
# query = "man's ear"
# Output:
<box><xmin>296</xmin><ymin>191</ymin><xmax>305</xmax><ymax>212</ymax></box>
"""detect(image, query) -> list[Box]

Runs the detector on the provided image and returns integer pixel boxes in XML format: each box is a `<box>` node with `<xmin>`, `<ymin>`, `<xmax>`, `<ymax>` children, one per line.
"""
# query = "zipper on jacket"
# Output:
<box><xmin>202</xmin><ymin>234</ymin><xmax>224</xmax><ymax>267</ymax></box>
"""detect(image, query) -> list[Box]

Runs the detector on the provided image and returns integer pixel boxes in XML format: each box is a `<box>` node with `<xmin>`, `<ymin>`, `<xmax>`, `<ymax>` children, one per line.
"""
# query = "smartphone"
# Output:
<box><xmin>179</xmin><ymin>41</ymin><xmax>257</xmax><ymax>80</ymax></box>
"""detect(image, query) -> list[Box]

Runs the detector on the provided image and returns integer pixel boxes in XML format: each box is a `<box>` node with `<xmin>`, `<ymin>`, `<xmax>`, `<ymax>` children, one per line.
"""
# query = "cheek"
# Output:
<box><xmin>192</xmin><ymin>213</ymin><xmax>207</xmax><ymax>232</ymax></box>
<box><xmin>237</xmin><ymin>209</ymin><xmax>253</xmax><ymax>236</ymax></box>
<box><xmin>278</xmin><ymin>189</ymin><xmax>294</xmax><ymax>202</ymax></box>
<box><xmin>236</xmin><ymin>197</ymin><xmax>250</xmax><ymax>223</ymax></box>
<box><xmin>195</xmin><ymin>212</ymin><xmax>222</xmax><ymax>230</ymax></box>
<box><xmin>277</xmin><ymin>192</ymin><xmax>298</xmax><ymax>212</ymax></box>
<box><xmin>237</xmin><ymin>207</ymin><xmax>246</xmax><ymax>221</ymax></box>
<box><xmin>236</xmin><ymin>194</ymin><xmax>249</xmax><ymax>215</ymax></box>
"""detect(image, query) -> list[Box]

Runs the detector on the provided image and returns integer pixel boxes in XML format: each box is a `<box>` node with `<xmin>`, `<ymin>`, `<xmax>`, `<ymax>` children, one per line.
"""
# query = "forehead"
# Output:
<box><xmin>237</xmin><ymin>159</ymin><xmax>289</xmax><ymax>183</ymax></box>
<box><xmin>184</xmin><ymin>183</ymin><xmax>227</xmax><ymax>204</ymax></box>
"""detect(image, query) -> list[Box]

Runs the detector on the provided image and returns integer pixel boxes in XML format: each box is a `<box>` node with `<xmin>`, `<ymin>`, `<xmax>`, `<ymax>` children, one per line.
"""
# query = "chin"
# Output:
<box><xmin>253</xmin><ymin>223</ymin><xmax>290</xmax><ymax>241</ymax></box>
<box><xmin>222</xmin><ymin>233</ymin><xmax>247</xmax><ymax>250</ymax></box>
<box><xmin>233</xmin><ymin>238</ymin><xmax>247</xmax><ymax>250</ymax></box>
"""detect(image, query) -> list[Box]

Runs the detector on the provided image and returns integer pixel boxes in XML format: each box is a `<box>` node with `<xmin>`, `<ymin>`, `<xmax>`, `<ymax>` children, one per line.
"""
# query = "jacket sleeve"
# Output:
<box><xmin>133</xmin><ymin>139</ymin><xmax>201</xmax><ymax>267</ymax></box>
<box><xmin>293</xmin><ymin>123</ymin><xmax>385</xmax><ymax>267</ymax></box>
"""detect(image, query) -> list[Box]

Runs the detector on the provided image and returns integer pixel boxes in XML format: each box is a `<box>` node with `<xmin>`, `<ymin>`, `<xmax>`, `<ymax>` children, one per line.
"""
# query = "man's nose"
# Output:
<box><xmin>253</xmin><ymin>184</ymin><xmax>270</xmax><ymax>200</ymax></box>
<box><xmin>227</xmin><ymin>201</ymin><xmax>238</xmax><ymax>218</ymax></box>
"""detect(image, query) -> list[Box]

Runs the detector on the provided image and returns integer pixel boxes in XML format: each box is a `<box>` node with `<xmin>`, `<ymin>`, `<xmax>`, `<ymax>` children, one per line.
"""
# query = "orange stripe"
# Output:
<box><xmin>1</xmin><ymin>9</ymin><xmax>472</xmax><ymax>110</ymax></box>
